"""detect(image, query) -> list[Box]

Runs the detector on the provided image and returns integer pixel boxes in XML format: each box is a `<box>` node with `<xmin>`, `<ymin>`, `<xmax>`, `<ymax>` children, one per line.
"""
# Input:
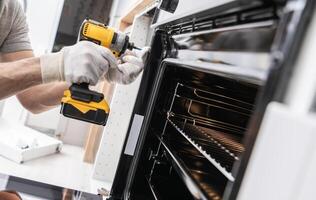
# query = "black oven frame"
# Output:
<box><xmin>107</xmin><ymin>0</ymin><xmax>315</xmax><ymax>199</ymax></box>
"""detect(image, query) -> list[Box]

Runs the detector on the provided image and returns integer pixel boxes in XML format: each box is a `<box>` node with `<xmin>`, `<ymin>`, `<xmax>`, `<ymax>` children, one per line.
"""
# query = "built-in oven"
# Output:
<box><xmin>107</xmin><ymin>0</ymin><xmax>315</xmax><ymax>199</ymax></box>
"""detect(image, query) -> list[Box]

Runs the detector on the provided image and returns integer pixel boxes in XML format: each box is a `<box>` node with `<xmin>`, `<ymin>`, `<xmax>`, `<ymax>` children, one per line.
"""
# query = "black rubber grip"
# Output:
<box><xmin>70</xmin><ymin>83</ymin><xmax>104</xmax><ymax>103</ymax></box>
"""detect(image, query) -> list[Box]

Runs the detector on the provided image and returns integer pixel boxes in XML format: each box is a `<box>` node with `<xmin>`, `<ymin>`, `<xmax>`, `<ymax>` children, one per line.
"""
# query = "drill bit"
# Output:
<box><xmin>133</xmin><ymin>46</ymin><xmax>142</xmax><ymax>50</ymax></box>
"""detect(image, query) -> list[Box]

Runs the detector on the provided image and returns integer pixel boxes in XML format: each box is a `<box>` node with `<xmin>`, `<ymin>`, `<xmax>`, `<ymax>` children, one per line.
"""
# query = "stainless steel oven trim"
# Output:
<box><xmin>151</xmin><ymin>0</ymin><xmax>265</xmax><ymax>28</ymax></box>
<box><xmin>124</xmin><ymin>114</ymin><xmax>144</xmax><ymax>156</ymax></box>
<box><xmin>175</xmin><ymin>51</ymin><xmax>271</xmax><ymax>72</ymax></box>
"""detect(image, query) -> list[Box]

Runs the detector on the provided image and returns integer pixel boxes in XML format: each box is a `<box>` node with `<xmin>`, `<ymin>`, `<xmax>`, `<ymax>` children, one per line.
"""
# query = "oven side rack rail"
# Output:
<box><xmin>145</xmin><ymin>175</ymin><xmax>160</xmax><ymax>200</ymax></box>
<box><xmin>156</xmin><ymin>135</ymin><xmax>212</xmax><ymax>200</ymax></box>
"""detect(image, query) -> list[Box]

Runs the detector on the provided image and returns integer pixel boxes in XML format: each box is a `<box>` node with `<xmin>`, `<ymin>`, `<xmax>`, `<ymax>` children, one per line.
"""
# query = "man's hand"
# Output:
<box><xmin>40</xmin><ymin>41</ymin><xmax>117</xmax><ymax>85</ymax></box>
<box><xmin>0</xmin><ymin>190</ymin><xmax>22</xmax><ymax>200</ymax></box>
<box><xmin>105</xmin><ymin>47</ymin><xmax>150</xmax><ymax>84</ymax></box>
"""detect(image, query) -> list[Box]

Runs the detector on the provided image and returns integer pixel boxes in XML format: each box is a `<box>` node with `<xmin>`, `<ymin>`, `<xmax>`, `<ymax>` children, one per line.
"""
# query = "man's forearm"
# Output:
<box><xmin>0</xmin><ymin>57</ymin><xmax>42</xmax><ymax>100</ymax></box>
<box><xmin>17</xmin><ymin>82</ymin><xmax>69</xmax><ymax>113</ymax></box>
<box><xmin>1</xmin><ymin>50</ymin><xmax>68</xmax><ymax>113</ymax></box>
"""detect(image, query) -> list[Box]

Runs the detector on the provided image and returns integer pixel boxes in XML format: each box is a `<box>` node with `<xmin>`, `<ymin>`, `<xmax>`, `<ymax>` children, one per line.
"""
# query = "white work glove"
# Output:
<box><xmin>40</xmin><ymin>41</ymin><xmax>117</xmax><ymax>86</ymax></box>
<box><xmin>105</xmin><ymin>47</ymin><xmax>150</xmax><ymax>85</ymax></box>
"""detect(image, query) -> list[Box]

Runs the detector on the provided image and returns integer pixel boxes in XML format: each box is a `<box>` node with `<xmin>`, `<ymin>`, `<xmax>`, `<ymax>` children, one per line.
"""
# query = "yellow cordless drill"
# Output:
<box><xmin>60</xmin><ymin>19</ymin><xmax>140</xmax><ymax>126</ymax></box>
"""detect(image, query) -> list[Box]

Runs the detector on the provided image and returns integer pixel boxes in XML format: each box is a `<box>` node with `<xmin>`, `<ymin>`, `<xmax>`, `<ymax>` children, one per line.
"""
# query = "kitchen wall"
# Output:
<box><xmin>0</xmin><ymin>0</ymin><xmax>64</xmax><ymax>131</ymax></box>
<box><xmin>108</xmin><ymin>0</ymin><xmax>140</xmax><ymax>27</ymax></box>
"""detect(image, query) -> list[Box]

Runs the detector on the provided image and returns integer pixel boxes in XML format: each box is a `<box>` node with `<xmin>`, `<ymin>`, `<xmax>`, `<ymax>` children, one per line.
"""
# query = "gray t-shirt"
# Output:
<box><xmin>0</xmin><ymin>0</ymin><xmax>32</xmax><ymax>53</ymax></box>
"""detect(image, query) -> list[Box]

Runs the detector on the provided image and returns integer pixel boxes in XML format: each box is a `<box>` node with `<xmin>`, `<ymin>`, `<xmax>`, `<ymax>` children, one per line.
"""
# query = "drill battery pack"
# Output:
<box><xmin>60</xmin><ymin>84</ymin><xmax>110</xmax><ymax>126</ymax></box>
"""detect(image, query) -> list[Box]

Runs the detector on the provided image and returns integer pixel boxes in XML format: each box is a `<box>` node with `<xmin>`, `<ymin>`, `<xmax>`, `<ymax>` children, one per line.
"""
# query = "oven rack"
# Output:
<box><xmin>168</xmin><ymin>81</ymin><xmax>253</xmax><ymax>133</ymax></box>
<box><xmin>176</xmin><ymin>93</ymin><xmax>251</xmax><ymax>117</ymax></box>
<box><xmin>167</xmin><ymin>117</ymin><xmax>235</xmax><ymax>182</ymax></box>
<box><xmin>193</xmin><ymin>125</ymin><xmax>244</xmax><ymax>155</ymax></box>
<box><xmin>171</xmin><ymin>97</ymin><xmax>248</xmax><ymax>131</ymax></box>
<box><xmin>178</xmin><ymin>84</ymin><xmax>254</xmax><ymax>113</ymax></box>
<box><xmin>157</xmin><ymin>135</ymin><xmax>220</xmax><ymax>200</ymax></box>
<box><xmin>172</xmin><ymin>100</ymin><xmax>246</xmax><ymax>134</ymax></box>
<box><xmin>169</xmin><ymin>116</ymin><xmax>243</xmax><ymax>160</ymax></box>
<box><xmin>169</xmin><ymin>112</ymin><xmax>245</xmax><ymax>135</ymax></box>
<box><xmin>178</xmin><ymin>121</ymin><xmax>245</xmax><ymax>155</ymax></box>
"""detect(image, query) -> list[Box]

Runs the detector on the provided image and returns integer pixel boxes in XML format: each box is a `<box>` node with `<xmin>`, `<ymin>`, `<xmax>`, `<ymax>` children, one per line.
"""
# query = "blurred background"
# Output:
<box><xmin>0</xmin><ymin>0</ymin><xmax>153</xmax><ymax>194</ymax></box>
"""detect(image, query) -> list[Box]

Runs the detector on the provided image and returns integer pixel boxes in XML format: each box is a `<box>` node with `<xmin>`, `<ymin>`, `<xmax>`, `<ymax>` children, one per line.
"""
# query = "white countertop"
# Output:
<box><xmin>0</xmin><ymin>144</ymin><xmax>112</xmax><ymax>195</ymax></box>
